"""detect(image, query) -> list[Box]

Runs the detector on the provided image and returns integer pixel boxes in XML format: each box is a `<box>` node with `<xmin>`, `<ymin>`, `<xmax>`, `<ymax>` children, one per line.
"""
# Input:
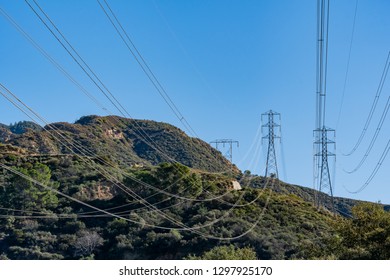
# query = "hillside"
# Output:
<box><xmin>240</xmin><ymin>175</ymin><xmax>367</xmax><ymax>217</ymax></box>
<box><xmin>0</xmin><ymin>115</ymin><xmax>388</xmax><ymax>260</ymax></box>
<box><xmin>0</xmin><ymin>152</ymin><xmax>335</xmax><ymax>260</ymax></box>
<box><xmin>0</xmin><ymin>115</ymin><xmax>235</xmax><ymax>174</ymax></box>
<box><xmin>0</xmin><ymin>115</ymin><xmax>368</xmax><ymax>216</ymax></box>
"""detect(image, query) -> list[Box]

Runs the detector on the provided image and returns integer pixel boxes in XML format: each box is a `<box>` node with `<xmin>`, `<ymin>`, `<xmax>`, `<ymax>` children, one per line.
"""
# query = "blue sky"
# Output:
<box><xmin>1</xmin><ymin>0</ymin><xmax>390</xmax><ymax>203</ymax></box>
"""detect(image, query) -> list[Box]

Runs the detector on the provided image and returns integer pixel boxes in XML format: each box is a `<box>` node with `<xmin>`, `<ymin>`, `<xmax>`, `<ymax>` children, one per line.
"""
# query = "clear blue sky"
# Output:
<box><xmin>1</xmin><ymin>0</ymin><xmax>390</xmax><ymax>203</ymax></box>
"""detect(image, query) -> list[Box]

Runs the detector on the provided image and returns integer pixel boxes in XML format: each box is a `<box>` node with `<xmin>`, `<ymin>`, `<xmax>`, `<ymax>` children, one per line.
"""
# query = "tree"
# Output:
<box><xmin>74</xmin><ymin>230</ymin><xmax>104</xmax><ymax>258</ymax></box>
<box><xmin>310</xmin><ymin>202</ymin><xmax>390</xmax><ymax>260</ymax></box>
<box><xmin>186</xmin><ymin>244</ymin><xmax>257</xmax><ymax>260</ymax></box>
<box><xmin>0</xmin><ymin>163</ymin><xmax>58</xmax><ymax>211</ymax></box>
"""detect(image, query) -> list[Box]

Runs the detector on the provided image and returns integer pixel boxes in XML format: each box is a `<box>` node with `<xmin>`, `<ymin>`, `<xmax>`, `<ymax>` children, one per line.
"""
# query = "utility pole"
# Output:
<box><xmin>210</xmin><ymin>139</ymin><xmax>239</xmax><ymax>163</ymax></box>
<box><xmin>262</xmin><ymin>110</ymin><xmax>281</xmax><ymax>179</ymax></box>
<box><xmin>314</xmin><ymin>0</ymin><xmax>336</xmax><ymax>211</ymax></box>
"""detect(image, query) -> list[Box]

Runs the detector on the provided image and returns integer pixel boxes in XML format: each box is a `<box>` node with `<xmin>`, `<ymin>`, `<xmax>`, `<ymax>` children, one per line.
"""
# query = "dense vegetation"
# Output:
<box><xmin>304</xmin><ymin>202</ymin><xmax>390</xmax><ymax>259</ymax></box>
<box><xmin>0</xmin><ymin>152</ymin><xmax>333</xmax><ymax>260</ymax></box>
<box><xmin>240</xmin><ymin>174</ymin><xmax>363</xmax><ymax>216</ymax></box>
<box><xmin>0</xmin><ymin>116</ymin><xmax>389</xmax><ymax>260</ymax></box>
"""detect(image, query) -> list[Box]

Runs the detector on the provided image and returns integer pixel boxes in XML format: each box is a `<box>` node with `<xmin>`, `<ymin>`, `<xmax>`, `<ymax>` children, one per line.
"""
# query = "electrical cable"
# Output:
<box><xmin>344</xmin><ymin>138</ymin><xmax>390</xmax><ymax>194</ymax></box>
<box><xmin>1</xmin><ymin>85</ymin><xmax>272</xmax><ymax>240</ymax></box>
<box><xmin>0</xmin><ymin>2</ymin><xmax>279</xmax><ymax>240</ymax></box>
<box><xmin>0</xmin><ymin>6</ymin><xmax>236</xmax><ymax>206</ymax></box>
<box><xmin>343</xmin><ymin>51</ymin><xmax>390</xmax><ymax>156</ymax></box>
<box><xmin>344</xmin><ymin>95</ymin><xmax>390</xmax><ymax>173</ymax></box>
<box><xmin>21</xmin><ymin>0</ymin><xmax>200</xmax><ymax>170</ymax></box>
<box><xmin>0</xmin><ymin>84</ymin><xmax>236</xmax><ymax>207</ymax></box>
<box><xmin>97</xmin><ymin>0</ymin><xmax>198</xmax><ymax>138</ymax></box>
<box><xmin>336</xmin><ymin>0</ymin><xmax>359</xmax><ymax>129</ymax></box>
<box><xmin>0</xmin><ymin>162</ymin><xmax>275</xmax><ymax>240</ymax></box>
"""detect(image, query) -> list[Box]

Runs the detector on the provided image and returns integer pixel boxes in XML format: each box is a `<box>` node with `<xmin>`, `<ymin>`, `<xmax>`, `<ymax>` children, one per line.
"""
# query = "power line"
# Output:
<box><xmin>343</xmin><ymin>51</ymin><xmax>390</xmax><ymax>156</ymax></box>
<box><xmin>2</xmin><ymin>1</ymin><xmax>293</xmax><ymax>240</ymax></box>
<box><xmin>0</xmin><ymin>84</ymin><xmax>234</xmax><ymax>205</ymax></box>
<box><xmin>0</xmin><ymin>163</ymin><xmax>177</xmax><ymax>230</ymax></box>
<box><xmin>23</xmin><ymin>0</ymin><xmax>191</xmax><ymax>166</ymax></box>
<box><xmin>1</xmin><ymin>83</ymin><xmax>273</xmax><ymax>240</ymax></box>
<box><xmin>97</xmin><ymin>0</ymin><xmax>198</xmax><ymax>138</ymax></box>
<box><xmin>210</xmin><ymin>139</ymin><xmax>239</xmax><ymax>164</ymax></box>
<box><xmin>0</xmin><ymin>82</ymin><xmax>240</xmax><ymax>220</ymax></box>
<box><xmin>344</xmin><ymin>95</ymin><xmax>390</xmax><ymax>174</ymax></box>
<box><xmin>235</xmin><ymin>120</ymin><xmax>262</xmax><ymax>167</ymax></box>
<box><xmin>18</xmin><ymin>0</ymin><xmax>233</xmax><ymax>196</ymax></box>
<box><xmin>0</xmin><ymin>84</ymin><xmax>235</xmax><ymax>233</ymax></box>
<box><xmin>24</xmin><ymin>0</ymin><xmax>127</xmax><ymax>117</ymax></box>
<box><xmin>0</xmin><ymin>7</ymin><xmax>106</xmax><ymax>111</ymax></box>
<box><xmin>0</xmin><ymin>161</ymin><xmax>270</xmax><ymax>240</ymax></box>
<box><xmin>3</xmin><ymin>3</ymin><xmax>250</xmax><ymax>223</ymax></box>
<box><xmin>19</xmin><ymin>1</ymin><xmax>222</xmax><ymax>178</ymax></box>
<box><xmin>10</xmin><ymin>0</ymin><xmax>274</xmax><ymax>183</ymax></box>
<box><xmin>316</xmin><ymin>0</ymin><xmax>330</xmax><ymax>129</ymax></box>
<box><xmin>345</xmin><ymin>138</ymin><xmax>390</xmax><ymax>194</ymax></box>
<box><xmin>314</xmin><ymin>0</ymin><xmax>336</xmax><ymax>211</ymax></box>
<box><xmin>336</xmin><ymin>0</ymin><xmax>359</xmax><ymax>129</ymax></box>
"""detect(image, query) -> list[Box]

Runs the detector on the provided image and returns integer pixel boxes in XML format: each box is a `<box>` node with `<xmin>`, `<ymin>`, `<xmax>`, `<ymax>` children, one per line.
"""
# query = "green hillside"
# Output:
<box><xmin>0</xmin><ymin>115</ymin><xmax>389</xmax><ymax>260</ymax></box>
<box><xmin>0</xmin><ymin>153</ymin><xmax>334</xmax><ymax>260</ymax></box>
<box><xmin>240</xmin><ymin>175</ymin><xmax>365</xmax><ymax>217</ymax></box>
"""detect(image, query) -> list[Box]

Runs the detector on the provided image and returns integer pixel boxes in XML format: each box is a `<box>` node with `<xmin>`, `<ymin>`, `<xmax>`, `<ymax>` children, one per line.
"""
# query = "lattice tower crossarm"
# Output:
<box><xmin>210</xmin><ymin>139</ymin><xmax>239</xmax><ymax>163</ymax></box>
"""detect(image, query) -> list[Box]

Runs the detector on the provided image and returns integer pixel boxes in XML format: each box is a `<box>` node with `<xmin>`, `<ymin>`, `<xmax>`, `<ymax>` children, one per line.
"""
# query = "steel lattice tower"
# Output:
<box><xmin>314</xmin><ymin>0</ymin><xmax>336</xmax><ymax>211</ymax></box>
<box><xmin>262</xmin><ymin>110</ymin><xmax>281</xmax><ymax>178</ymax></box>
<box><xmin>210</xmin><ymin>139</ymin><xmax>239</xmax><ymax>163</ymax></box>
<box><xmin>314</xmin><ymin>127</ymin><xmax>335</xmax><ymax>210</ymax></box>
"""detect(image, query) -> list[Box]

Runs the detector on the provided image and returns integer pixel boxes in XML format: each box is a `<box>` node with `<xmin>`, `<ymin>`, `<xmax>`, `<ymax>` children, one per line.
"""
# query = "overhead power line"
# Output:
<box><xmin>210</xmin><ymin>139</ymin><xmax>239</xmax><ymax>164</ymax></box>
<box><xmin>0</xmin><ymin>163</ymin><xmax>174</xmax><ymax>230</ymax></box>
<box><xmin>0</xmin><ymin>84</ymin><xmax>228</xmax><ymax>231</ymax></box>
<box><xmin>0</xmin><ymin>84</ymin><xmax>271</xmax><ymax>239</ymax></box>
<box><xmin>344</xmin><ymin>51</ymin><xmax>390</xmax><ymax>156</ymax></box>
<box><xmin>336</xmin><ymin>0</ymin><xmax>359</xmax><ymax>129</ymax></box>
<box><xmin>344</xmin><ymin>95</ymin><xmax>390</xmax><ymax>174</ymax></box>
<box><xmin>314</xmin><ymin>0</ymin><xmax>336</xmax><ymax>211</ymax></box>
<box><xmin>2</xmin><ymin>4</ymin><xmax>251</xmax><ymax>225</ymax></box>
<box><xmin>0</xmin><ymin>7</ymin><xmax>106</xmax><ymax>110</ymax></box>
<box><xmin>346</xmin><ymin>138</ymin><xmax>390</xmax><ymax>194</ymax></box>
<box><xmin>25</xmin><ymin>0</ymin><xmax>128</xmax><ymax>117</ymax></box>
<box><xmin>1</xmin><ymin>7</ymin><xmax>245</xmax><ymax>215</ymax></box>
<box><xmin>316</xmin><ymin>0</ymin><xmax>331</xmax><ymax>130</ymax></box>
<box><xmin>21</xmin><ymin>0</ymin><xmax>208</xmax><ymax>173</ymax></box>
<box><xmin>3</xmin><ymin>1</ymin><xmax>294</xmax><ymax>240</ymax></box>
<box><xmin>0</xmin><ymin>84</ymin><xmax>250</xmax><ymax>232</ymax></box>
<box><xmin>97</xmin><ymin>0</ymin><xmax>198</xmax><ymax>138</ymax></box>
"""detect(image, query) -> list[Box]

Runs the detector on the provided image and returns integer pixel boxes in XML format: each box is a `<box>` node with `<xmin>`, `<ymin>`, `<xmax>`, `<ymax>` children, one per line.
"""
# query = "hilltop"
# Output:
<box><xmin>0</xmin><ymin>115</ymin><xmax>236</xmax><ymax>174</ymax></box>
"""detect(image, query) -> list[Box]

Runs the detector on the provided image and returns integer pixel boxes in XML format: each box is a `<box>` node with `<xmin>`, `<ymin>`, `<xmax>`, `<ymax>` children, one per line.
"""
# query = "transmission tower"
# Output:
<box><xmin>314</xmin><ymin>0</ymin><xmax>336</xmax><ymax>211</ymax></box>
<box><xmin>210</xmin><ymin>139</ymin><xmax>239</xmax><ymax>163</ymax></box>
<box><xmin>262</xmin><ymin>110</ymin><xmax>281</xmax><ymax>178</ymax></box>
<box><xmin>314</xmin><ymin>127</ymin><xmax>335</xmax><ymax>210</ymax></box>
